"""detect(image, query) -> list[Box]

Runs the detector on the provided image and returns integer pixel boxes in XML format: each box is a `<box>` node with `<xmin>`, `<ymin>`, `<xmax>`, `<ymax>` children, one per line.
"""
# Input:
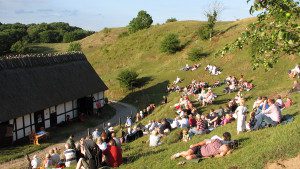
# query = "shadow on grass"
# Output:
<box><xmin>213</xmin><ymin>99</ymin><xmax>229</xmax><ymax>105</ymax></box>
<box><xmin>216</xmin><ymin>24</ymin><xmax>238</xmax><ymax>36</ymax></box>
<box><xmin>136</xmin><ymin>76</ymin><xmax>154</xmax><ymax>88</ymax></box>
<box><xmin>121</xmin><ymin>80</ymin><xmax>170</xmax><ymax>110</ymax></box>
<box><xmin>123</xmin><ymin>148</ymin><xmax>166</xmax><ymax>164</ymax></box>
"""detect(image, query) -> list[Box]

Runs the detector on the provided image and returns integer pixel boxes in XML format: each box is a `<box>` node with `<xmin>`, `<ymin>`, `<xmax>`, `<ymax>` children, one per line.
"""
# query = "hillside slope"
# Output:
<box><xmin>37</xmin><ymin>18</ymin><xmax>300</xmax><ymax>169</ymax></box>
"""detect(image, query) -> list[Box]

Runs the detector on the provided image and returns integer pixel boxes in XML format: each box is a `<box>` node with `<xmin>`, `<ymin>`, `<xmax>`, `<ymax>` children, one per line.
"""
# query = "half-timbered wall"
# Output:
<box><xmin>9</xmin><ymin>91</ymin><xmax>105</xmax><ymax>141</ymax></box>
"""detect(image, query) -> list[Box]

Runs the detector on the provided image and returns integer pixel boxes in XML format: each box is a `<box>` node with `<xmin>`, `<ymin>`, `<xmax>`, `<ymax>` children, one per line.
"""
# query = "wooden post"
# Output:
<box><xmin>87</xmin><ymin>128</ymin><xmax>90</xmax><ymax>136</ymax></box>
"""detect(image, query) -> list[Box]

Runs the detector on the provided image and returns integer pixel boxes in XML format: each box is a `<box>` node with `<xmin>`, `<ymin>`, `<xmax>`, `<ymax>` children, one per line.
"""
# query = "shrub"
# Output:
<box><xmin>67</xmin><ymin>42</ymin><xmax>81</xmax><ymax>52</ymax></box>
<box><xmin>166</xmin><ymin>18</ymin><xmax>177</xmax><ymax>23</ymax></box>
<box><xmin>196</xmin><ymin>26</ymin><xmax>211</xmax><ymax>40</ymax></box>
<box><xmin>102</xmin><ymin>27</ymin><xmax>111</xmax><ymax>34</ymax></box>
<box><xmin>117</xmin><ymin>69</ymin><xmax>139</xmax><ymax>90</ymax></box>
<box><xmin>10</xmin><ymin>40</ymin><xmax>29</xmax><ymax>53</ymax></box>
<box><xmin>188</xmin><ymin>47</ymin><xmax>207</xmax><ymax>61</ymax></box>
<box><xmin>128</xmin><ymin>10</ymin><xmax>153</xmax><ymax>33</ymax></box>
<box><xmin>160</xmin><ymin>33</ymin><xmax>181</xmax><ymax>54</ymax></box>
<box><xmin>118</xmin><ymin>31</ymin><xmax>129</xmax><ymax>38</ymax></box>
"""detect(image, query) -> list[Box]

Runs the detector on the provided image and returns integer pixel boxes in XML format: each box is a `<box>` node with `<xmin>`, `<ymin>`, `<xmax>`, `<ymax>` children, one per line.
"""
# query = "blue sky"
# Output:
<box><xmin>0</xmin><ymin>0</ymin><xmax>253</xmax><ymax>31</ymax></box>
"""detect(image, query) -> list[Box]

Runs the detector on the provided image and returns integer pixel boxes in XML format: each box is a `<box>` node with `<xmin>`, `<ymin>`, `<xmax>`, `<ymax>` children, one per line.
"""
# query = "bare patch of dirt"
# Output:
<box><xmin>266</xmin><ymin>154</ymin><xmax>300</xmax><ymax>169</ymax></box>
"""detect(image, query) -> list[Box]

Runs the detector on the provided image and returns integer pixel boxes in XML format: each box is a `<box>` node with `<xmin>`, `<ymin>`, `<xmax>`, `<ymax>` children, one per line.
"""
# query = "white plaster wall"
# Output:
<box><xmin>57</xmin><ymin>114</ymin><xmax>65</xmax><ymax>124</ymax></box>
<box><xmin>45</xmin><ymin>119</ymin><xmax>50</xmax><ymax>128</ymax></box>
<box><xmin>16</xmin><ymin>117</ymin><xmax>23</xmax><ymax>130</ymax></box>
<box><xmin>17</xmin><ymin>129</ymin><xmax>24</xmax><ymax>140</ymax></box>
<box><xmin>50</xmin><ymin>106</ymin><xmax>56</xmax><ymax>113</ymax></box>
<box><xmin>66</xmin><ymin>101</ymin><xmax>72</xmax><ymax>111</ymax></box>
<box><xmin>99</xmin><ymin>92</ymin><xmax>104</xmax><ymax>99</ymax></box>
<box><xmin>24</xmin><ymin>114</ymin><xmax>30</xmax><ymax>127</ymax></box>
<box><xmin>44</xmin><ymin>108</ymin><xmax>50</xmax><ymax>119</ymax></box>
<box><xmin>25</xmin><ymin>126</ymin><xmax>31</xmax><ymax>136</ymax></box>
<box><xmin>57</xmin><ymin>104</ymin><xmax>64</xmax><ymax>115</ymax></box>
<box><xmin>31</xmin><ymin>113</ymin><xmax>35</xmax><ymax>124</ymax></box>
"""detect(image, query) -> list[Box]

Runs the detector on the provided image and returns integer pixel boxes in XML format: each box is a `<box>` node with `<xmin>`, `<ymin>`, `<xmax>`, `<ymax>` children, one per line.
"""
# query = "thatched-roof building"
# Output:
<box><xmin>0</xmin><ymin>52</ymin><xmax>108</xmax><ymax>144</ymax></box>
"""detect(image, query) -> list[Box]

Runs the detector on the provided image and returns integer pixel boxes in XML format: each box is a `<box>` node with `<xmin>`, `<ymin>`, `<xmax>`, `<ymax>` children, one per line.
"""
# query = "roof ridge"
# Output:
<box><xmin>0</xmin><ymin>52</ymin><xmax>87</xmax><ymax>70</ymax></box>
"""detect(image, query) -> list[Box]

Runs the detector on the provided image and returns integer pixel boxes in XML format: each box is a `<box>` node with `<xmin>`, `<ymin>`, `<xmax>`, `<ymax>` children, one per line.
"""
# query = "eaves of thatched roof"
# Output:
<box><xmin>0</xmin><ymin>52</ymin><xmax>108</xmax><ymax>122</ymax></box>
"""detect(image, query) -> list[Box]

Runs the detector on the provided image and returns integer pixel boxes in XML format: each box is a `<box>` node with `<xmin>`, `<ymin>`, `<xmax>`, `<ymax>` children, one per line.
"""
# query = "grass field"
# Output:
<box><xmin>26</xmin><ymin>18</ymin><xmax>300</xmax><ymax>168</ymax></box>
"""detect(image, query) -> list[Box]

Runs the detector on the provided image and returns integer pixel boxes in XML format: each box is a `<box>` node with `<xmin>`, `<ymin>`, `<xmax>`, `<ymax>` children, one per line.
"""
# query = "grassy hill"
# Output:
<box><xmin>35</xmin><ymin>18</ymin><xmax>300</xmax><ymax>169</ymax></box>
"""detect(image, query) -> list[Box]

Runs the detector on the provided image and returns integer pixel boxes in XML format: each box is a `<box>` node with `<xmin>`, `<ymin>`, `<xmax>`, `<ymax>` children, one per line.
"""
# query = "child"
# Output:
<box><xmin>246</xmin><ymin>111</ymin><xmax>256</xmax><ymax>131</ymax></box>
<box><xmin>181</xmin><ymin>129</ymin><xmax>190</xmax><ymax>142</ymax></box>
<box><xmin>44</xmin><ymin>153</ymin><xmax>53</xmax><ymax>168</ymax></box>
<box><xmin>221</xmin><ymin>114</ymin><xmax>232</xmax><ymax>126</ymax></box>
<box><xmin>234</xmin><ymin>99</ymin><xmax>247</xmax><ymax>134</ymax></box>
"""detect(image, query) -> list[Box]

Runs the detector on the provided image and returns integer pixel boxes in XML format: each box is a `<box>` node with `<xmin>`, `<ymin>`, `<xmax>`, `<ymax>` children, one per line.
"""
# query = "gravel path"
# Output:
<box><xmin>0</xmin><ymin>102</ymin><xmax>137</xmax><ymax>169</ymax></box>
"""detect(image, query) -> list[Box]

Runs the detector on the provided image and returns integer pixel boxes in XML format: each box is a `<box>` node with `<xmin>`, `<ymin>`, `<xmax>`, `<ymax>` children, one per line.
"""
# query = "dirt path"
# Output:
<box><xmin>0</xmin><ymin>102</ymin><xmax>137</xmax><ymax>169</ymax></box>
<box><xmin>266</xmin><ymin>154</ymin><xmax>300</xmax><ymax>169</ymax></box>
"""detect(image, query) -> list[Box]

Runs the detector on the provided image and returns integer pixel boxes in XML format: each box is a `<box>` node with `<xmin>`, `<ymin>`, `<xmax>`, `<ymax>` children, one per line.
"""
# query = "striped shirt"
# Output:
<box><xmin>196</xmin><ymin>119</ymin><xmax>207</xmax><ymax>131</ymax></box>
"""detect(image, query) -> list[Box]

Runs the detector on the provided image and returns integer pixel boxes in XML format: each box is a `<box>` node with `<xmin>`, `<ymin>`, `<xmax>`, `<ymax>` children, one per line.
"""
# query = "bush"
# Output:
<box><xmin>160</xmin><ymin>33</ymin><xmax>181</xmax><ymax>54</ymax></box>
<box><xmin>67</xmin><ymin>42</ymin><xmax>81</xmax><ymax>52</ymax></box>
<box><xmin>128</xmin><ymin>10</ymin><xmax>153</xmax><ymax>33</ymax></box>
<box><xmin>102</xmin><ymin>27</ymin><xmax>111</xmax><ymax>34</ymax></box>
<box><xmin>10</xmin><ymin>40</ymin><xmax>29</xmax><ymax>53</ymax></box>
<box><xmin>118</xmin><ymin>31</ymin><xmax>129</xmax><ymax>38</ymax></box>
<box><xmin>196</xmin><ymin>26</ymin><xmax>211</xmax><ymax>40</ymax></box>
<box><xmin>117</xmin><ymin>69</ymin><xmax>139</xmax><ymax>90</ymax></box>
<box><xmin>166</xmin><ymin>18</ymin><xmax>177</xmax><ymax>23</ymax></box>
<box><xmin>188</xmin><ymin>47</ymin><xmax>207</xmax><ymax>61</ymax></box>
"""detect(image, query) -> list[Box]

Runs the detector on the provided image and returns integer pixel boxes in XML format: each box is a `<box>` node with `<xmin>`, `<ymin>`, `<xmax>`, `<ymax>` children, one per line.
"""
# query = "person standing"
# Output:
<box><xmin>234</xmin><ymin>99</ymin><xmax>247</xmax><ymax>134</ymax></box>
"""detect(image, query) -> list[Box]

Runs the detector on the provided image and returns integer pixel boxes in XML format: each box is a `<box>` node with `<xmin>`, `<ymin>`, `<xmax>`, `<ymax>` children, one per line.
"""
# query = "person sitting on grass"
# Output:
<box><xmin>44</xmin><ymin>153</ymin><xmax>53</xmax><ymax>168</ymax></box>
<box><xmin>189</xmin><ymin>114</ymin><xmax>209</xmax><ymax>136</ymax></box>
<box><xmin>149</xmin><ymin>129</ymin><xmax>162</xmax><ymax>147</ymax></box>
<box><xmin>284</xmin><ymin>97</ymin><xmax>293</xmax><ymax>108</ymax></box>
<box><xmin>182</xmin><ymin>129</ymin><xmax>190</xmax><ymax>142</ymax></box>
<box><xmin>252</xmin><ymin>98</ymin><xmax>282</xmax><ymax>130</ymax></box>
<box><xmin>171</xmin><ymin>134</ymin><xmax>232</xmax><ymax>161</ymax></box>
<box><xmin>246</xmin><ymin>111</ymin><xmax>257</xmax><ymax>131</ymax></box>
<box><xmin>207</xmin><ymin>109</ymin><xmax>219</xmax><ymax>128</ymax></box>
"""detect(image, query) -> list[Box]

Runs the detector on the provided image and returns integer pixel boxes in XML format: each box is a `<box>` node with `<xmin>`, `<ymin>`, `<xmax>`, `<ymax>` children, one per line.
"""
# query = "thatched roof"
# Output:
<box><xmin>0</xmin><ymin>52</ymin><xmax>108</xmax><ymax>122</ymax></box>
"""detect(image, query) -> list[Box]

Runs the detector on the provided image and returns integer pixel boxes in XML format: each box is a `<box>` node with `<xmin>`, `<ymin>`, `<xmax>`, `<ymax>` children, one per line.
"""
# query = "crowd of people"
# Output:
<box><xmin>27</xmin><ymin>62</ymin><xmax>298</xmax><ymax>168</ymax></box>
<box><xmin>29</xmin><ymin>128</ymin><xmax>123</xmax><ymax>169</ymax></box>
<box><xmin>223</xmin><ymin>75</ymin><xmax>254</xmax><ymax>93</ymax></box>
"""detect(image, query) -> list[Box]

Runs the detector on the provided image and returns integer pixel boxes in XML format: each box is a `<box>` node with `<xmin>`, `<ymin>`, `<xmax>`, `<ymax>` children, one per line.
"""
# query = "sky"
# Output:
<box><xmin>0</xmin><ymin>0</ymin><xmax>254</xmax><ymax>31</ymax></box>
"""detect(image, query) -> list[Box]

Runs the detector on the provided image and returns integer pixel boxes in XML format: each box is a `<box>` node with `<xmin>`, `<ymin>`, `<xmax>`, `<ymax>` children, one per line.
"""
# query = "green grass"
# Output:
<box><xmin>28</xmin><ymin>18</ymin><xmax>300</xmax><ymax>168</ymax></box>
<box><xmin>0</xmin><ymin>105</ymin><xmax>116</xmax><ymax>164</ymax></box>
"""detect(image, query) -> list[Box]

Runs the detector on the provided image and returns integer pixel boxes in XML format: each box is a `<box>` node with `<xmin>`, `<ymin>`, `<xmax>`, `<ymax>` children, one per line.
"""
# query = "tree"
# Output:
<box><xmin>166</xmin><ymin>18</ymin><xmax>177</xmax><ymax>23</ymax></box>
<box><xmin>117</xmin><ymin>69</ymin><xmax>139</xmax><ymax>90</ymax></box>
<box><xmin>160</xmin><ymin>33</ymin><xmax>181</xmax><ymax>54</ymax></box>
<box><xmin>216</xmin><ymin>0</ymin><xmax>300</xmax><ymax>70</ymax></box>
<box><xmin>67</xmin><ymin>42</ymin><xmax>82</xmax><ymax>52</ymax></box>
<box><xmin>39</xmin><ymin>30</ymin><xmax>62</xmax><ymax>43</ymax></box>
<box><xmin>10</xmin><ymin>40</ymin><xmax>29</xmax><ymax>53</ymax></box>
<box><xmin>128</xmin><ymin>10</ymin><xmax>153</xmax><ymax>33</ymax></box>
<box><xmin>203</xmin><ymin>1</ymin><xmax>223</xmax><ymax>41</ymax></box>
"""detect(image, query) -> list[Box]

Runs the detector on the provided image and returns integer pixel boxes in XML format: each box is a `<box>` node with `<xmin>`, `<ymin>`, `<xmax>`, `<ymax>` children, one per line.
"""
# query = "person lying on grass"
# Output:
<box><xmin>171</xmin><ymin>132</ymin><xmax>232</xmax><ymax>160</ymax></box>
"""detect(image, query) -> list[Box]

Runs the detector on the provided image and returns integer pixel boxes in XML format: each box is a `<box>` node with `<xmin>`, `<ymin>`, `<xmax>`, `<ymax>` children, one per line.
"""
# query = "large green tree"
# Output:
<box><xmin>216</xmin><ymin>0</ymin><xmax>300</xmax><ymax>69</ymax></box>
<box><xmin>128</xmin><ymin>10</ymin><xmax>153</xmax><ymax>33</ymax></box>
